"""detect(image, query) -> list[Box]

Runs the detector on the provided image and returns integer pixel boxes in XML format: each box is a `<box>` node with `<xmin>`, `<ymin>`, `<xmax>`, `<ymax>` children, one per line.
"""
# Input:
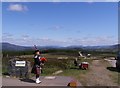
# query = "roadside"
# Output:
<box><xmin>105</xmin><ymin>58</ymin><xmax>120</xmax><ymax>85</ymax></box>
<box><xmin>79</xmin><ymin>59</ymin><xmax>118</xmax><ymax>86</ymax></box>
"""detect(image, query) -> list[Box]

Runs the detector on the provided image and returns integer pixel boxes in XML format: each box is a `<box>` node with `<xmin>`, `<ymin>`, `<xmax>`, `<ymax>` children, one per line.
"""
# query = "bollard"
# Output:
<box><xmin>67</xmin><ymin>80</ymin><xmax>77</xmax><ymax>88</ymax></box>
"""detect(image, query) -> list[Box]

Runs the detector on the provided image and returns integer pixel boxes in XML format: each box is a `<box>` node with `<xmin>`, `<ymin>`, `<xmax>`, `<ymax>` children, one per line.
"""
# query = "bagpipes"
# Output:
<box><xmin>34</xmin><ymin>45</ymin><xmax>47</xmax><ymax>62</ymax></box>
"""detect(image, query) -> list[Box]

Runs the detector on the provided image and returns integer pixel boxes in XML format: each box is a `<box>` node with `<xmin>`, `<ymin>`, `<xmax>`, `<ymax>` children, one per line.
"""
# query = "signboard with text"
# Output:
<box><xmin>15</xmin><ymin>61</ymin><xmax>26</xmax><ymax>67</ymax></box>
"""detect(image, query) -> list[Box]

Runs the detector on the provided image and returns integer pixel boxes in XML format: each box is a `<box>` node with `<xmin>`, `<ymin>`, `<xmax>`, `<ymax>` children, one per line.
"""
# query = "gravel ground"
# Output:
<box><xmin>80</xmin><ymin>60</ymin><xmax>118</xmax><ymax>86</ymax></box>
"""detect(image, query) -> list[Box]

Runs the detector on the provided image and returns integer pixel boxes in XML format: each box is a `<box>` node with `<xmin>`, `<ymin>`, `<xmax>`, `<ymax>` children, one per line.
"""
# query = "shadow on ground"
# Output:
<box><xmin>107</xmin><ymin>67</ymin><xmax>120</xmax><ymax>73</ymax></box>
<box><xmin>19</xmin><ymin>78</ymin><xmax>35</xmax><ymax>83</ymax></box>
<box><xmin>2</xmin><ymin>72</ymin><xmax>10</xmax><ymax>76</ymax></box>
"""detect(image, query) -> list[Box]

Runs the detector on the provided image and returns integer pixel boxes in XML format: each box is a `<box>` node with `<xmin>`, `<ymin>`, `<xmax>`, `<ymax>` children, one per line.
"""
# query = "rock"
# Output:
<box><xmin>8</xmin><ymin>57</ymin><xmax>31</xmax><ymax>78</ymax></box>
<box><xmin>53</xmin><ymin>70</ymin><xmax>63</xmax><ymax>75</ymax></box>
<box><xmin>6</xmin><ymin>76</ymin><xmax>10</xmax><ymax>78</ymax></box>
<box><xmin>44</xmin><ymin>76</ymin><xmax>56</xmax><ymax>80</ymax></box>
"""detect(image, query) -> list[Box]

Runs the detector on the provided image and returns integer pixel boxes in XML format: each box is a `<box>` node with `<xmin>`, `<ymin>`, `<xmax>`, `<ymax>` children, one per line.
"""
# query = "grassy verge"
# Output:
<box><xmin>56</xmin><ymin>66</ymin><xmax>90</xmax><ymax>86</ymax></box>
<box><xmin>55</xmin><ymin>58</ymin><xmax>92</xmax><ymax>85</ymax></box>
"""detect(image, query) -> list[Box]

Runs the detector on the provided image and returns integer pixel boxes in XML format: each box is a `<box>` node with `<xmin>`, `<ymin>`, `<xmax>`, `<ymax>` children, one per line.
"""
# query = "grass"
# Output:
<box><xmin>41</xmin><ymin>67</ymin><xmax>61</xmax><ymax>76</ymax></box>
<box><xmin>58</xmin><ymin>67</ymin><xmax>88</xmax><ymax>76</ymax></box>
<box><xmin>0</xmin><ymin>64</ymin><xmax>2</xmax><ymax>76</ymax></box>
<box><xmin>55</xmin><ymin>58</ymin><xmax>92</xmax><ymax>86</ymax></box>
<box><xmin>2</xmin><ymin>53</ymin><xmax>92</xmax><ymax>74</ymax></box>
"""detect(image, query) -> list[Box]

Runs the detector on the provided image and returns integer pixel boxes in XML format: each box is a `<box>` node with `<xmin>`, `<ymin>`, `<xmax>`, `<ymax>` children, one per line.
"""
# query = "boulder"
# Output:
<box><xmin>8</xmin><ymin>57</ymin><xmax>31</xmax><ymax>79</ymax></box>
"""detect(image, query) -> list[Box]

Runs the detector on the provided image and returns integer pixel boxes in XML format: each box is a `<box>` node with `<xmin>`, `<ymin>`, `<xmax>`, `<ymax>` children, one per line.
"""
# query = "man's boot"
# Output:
<box><xmin>36</xmin><ymin>77</ymin><xmax>41</xmax><ymax>84</ymax></box>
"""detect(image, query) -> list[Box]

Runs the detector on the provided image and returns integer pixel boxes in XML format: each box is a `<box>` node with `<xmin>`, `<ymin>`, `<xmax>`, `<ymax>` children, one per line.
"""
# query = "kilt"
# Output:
<box><xmin>31</xmin><ymin>64</ymin><xmax>41</xmax><ymax>74</ymax></box>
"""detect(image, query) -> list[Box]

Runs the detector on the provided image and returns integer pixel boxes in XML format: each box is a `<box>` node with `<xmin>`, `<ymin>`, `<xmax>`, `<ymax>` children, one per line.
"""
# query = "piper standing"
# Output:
<box><xmin>31</xmin><ymin>50</ymin><xmax>42</xmax><ymax>83</ymax></box>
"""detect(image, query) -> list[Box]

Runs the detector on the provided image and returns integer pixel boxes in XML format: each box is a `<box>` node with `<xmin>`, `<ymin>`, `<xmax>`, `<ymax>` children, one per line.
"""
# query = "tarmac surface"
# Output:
<box><xmin>2</xmin><ymin>76</ymin><xmax>81</xmax><ymax>86</ymax></box>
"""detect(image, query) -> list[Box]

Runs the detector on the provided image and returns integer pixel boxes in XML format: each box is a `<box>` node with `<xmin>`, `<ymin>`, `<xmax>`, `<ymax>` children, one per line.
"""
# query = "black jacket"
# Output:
<box><xmin>34</xmin><ymin>54</ymin><xmax>41</xmax><ymax>66</ymax></box>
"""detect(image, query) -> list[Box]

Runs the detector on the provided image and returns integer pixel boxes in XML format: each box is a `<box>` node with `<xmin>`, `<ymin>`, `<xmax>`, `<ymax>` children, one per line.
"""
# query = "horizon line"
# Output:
<box><xmin>1</xmin><ymin>42</ymin><xmax>119</xmax><ymax>47</ymax></box>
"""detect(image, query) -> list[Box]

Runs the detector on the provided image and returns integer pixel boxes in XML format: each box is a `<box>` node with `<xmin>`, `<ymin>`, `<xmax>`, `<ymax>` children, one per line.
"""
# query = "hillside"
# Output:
<box><xmin>1</xmin><ymin>42</ymin><xmax>31</xmax><ymax>51</ymax></box>
<box><xmin>1</xmin><ymin>42</ymin><xmax>119</xmax><ymax>52</ymax></box>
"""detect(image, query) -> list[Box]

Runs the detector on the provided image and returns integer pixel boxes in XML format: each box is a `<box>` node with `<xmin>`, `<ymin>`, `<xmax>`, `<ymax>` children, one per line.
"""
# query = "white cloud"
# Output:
<box><xmin>1</xmin><ymin>0</ymin><xmax>119</xmax><ymax>2</ymax></box>
<box><xmin>1</xmin><ymin>0</ymin><xmax>29</xmax><ymax>2</ymax></box>
<box><xmin>54</xmin><ymin>26</ymin><xmax>61</xmax><ymax>30</ymax></box>
<box><xmin>2</xmin><ymin>33</ymin><xmax>67</xmax><ymax>46</ymax></box>
<box><xmin>53</xmin><ymin>25</ymin><xmax>63</xmax><ymax>30</ymax></box>
<box><xmin>67</xmin><ymin>36</ymin><xmax>118</xmax><ymax>46</ymax></box>
<box><xmin>2</xmin><ymin>33</ymin><xmax>118</xmax><ymax>46</ymax></box>
<box><xmin>105</xmin><ymin>0</ymin><xmax>119</xmax><ymax>2</ymax></box>
<box><xmin>21</xmin><ymin>34</ymin><xmax>30</xmax><ymax>38</ymax></box>
<box><xmin>7</xmin><ymin>4</ymin><xmax>28</xmax><ymax>12</ymax></box>
<box><xmin>3</xmin><ymin>33</ymin><xmax>13</xmax><ymax>38</ymax></box>
<box><xmin>54</xmin><ymin>0</ymin><xmax>119</xmax><ymax>2</ymax></box>
<box><xmin>52</xmin><ymin>0</ymin><xmax>60</xmax><ymax>2</ymax></box>
<box><xmin>49</xmin><ymin>25</ymin><xmax>63</xmax><ymax>30</ymax></box>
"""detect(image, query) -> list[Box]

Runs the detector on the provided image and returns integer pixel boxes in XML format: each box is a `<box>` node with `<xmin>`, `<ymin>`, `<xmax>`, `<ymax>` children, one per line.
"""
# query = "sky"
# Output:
<box><xmin>2</xmin><ymin>1</ymin><xmax>118</xmax><ymax>46</ymax></box>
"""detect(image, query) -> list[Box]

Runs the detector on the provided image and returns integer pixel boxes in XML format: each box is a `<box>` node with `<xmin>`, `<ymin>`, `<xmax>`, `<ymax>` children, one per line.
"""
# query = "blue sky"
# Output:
<box><xmin>2</xmin><ymin>2</ymin><xmax>118</xmax><ymax>46</ymax></box>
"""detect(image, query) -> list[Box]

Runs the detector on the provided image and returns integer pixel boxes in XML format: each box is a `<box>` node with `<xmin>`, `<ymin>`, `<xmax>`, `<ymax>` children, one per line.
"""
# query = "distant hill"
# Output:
<box><xmin>1</xmin><ymin>42</ymin><xmax>119</xmax><ymax>52</ymax></box>
<box><xmin>1</xmin><ymin>42</ymin><xmax>31</xmax><ymax>51</ymax></box>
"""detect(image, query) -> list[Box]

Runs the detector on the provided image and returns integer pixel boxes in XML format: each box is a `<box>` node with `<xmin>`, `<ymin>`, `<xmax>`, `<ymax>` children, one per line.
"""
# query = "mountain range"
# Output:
<box><xmin>1</xmin><ymin>42</ymin><xmax>31</xmax><ymax>51</ymax></box>
<box><xmin>1</xmin><ymin>42</ymin><xmax>119</xmax><ymax>52</ymax></box>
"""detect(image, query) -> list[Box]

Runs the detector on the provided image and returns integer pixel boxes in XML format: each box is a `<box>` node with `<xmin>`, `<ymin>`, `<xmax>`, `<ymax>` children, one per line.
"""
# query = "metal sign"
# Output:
<box><xmin>15</xmin><ymin>61</ymin><xmax>26</xmax><ymax>67</ymax></box>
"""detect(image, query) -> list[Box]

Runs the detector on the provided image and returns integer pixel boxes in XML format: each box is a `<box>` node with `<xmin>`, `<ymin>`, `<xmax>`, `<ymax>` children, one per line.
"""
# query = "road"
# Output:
<box><xmin>2</xmin><ymin>76</ymin><xmax>81</xmax><ymax>86</ymax></box>
<box><xmin>79</xmin><ymin>60</ymin><xmax>118</xmax><ymax>86</ymax></box>
<box><xmin>104</xmin><ymin>59</ymin><xmax>116</xmax><ymax>67</ymax></box>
